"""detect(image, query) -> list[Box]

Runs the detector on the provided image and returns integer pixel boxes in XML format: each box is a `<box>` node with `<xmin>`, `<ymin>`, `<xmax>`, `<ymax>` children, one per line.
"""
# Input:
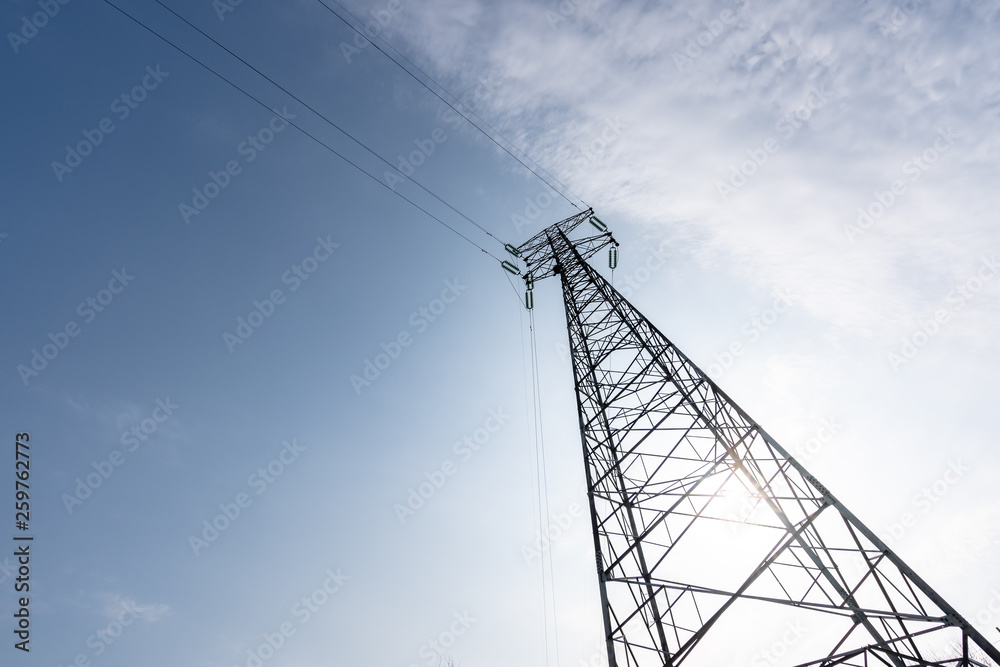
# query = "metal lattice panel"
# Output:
<box><xmin>519</xmin><ymin>217</ymin><xmax>999</xmax><ymax>667</ymax></box>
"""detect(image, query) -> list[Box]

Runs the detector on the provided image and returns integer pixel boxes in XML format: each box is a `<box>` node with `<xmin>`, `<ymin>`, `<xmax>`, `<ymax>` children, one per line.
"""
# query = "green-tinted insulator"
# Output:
<box><xmin>505</xmin><ymin>243</ymin><xmax>522</xmax><ymax>258</ymax></box>
<box><xmin>590</xmin><ymin>216</ymin><xmax>608</xmax><ymax>231</ymax></box>
<box><xmin>525</xmin><ymin>290</ymin><xmax>534</xmax><ymax>310</ymax></box>
<box><xmin>525</xmin><ymin>273</ymin><xmax>535</xmax><ymax>290</ymax></box>
<box><xmin>609</xmin><ymin>246</ymin><xmax>618</xmax><ymax>269</ymax></box>
<box><xmin>501</xmin><ymin>260</ymin><xmax>521</xmax><ymax>275</ymax></box>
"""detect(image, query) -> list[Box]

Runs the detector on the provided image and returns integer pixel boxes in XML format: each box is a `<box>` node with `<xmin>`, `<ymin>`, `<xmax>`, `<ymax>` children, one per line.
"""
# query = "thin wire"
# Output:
<box><xmin>503</xmin><ymin>271</ymin><xmax>525</xmax><ymax>303</ymax></box>
<box><xmin>509</xmin><ymin>278</ymin><xmax>550</xmax><ymax>667</ymax></box>
<box><xmin>101</xmin><ymin>0</ymin><xmax>503</xmax><ymax>262</ymax></box>
<box><xmin>509</xmin><ymin>269</ymin><xmax>554</xmax><ymax>667</ymax></box>
<box><xmin>314</xmin><ymin>0</ymin><xmax>587</xmax><ymax>211</ymax></box>
<box><xmin>527</xmin><ymin>313</ymin><xmax>551</xmax><ymax>667</ymax></box>
<box><xmin>319</xmin><ymin>0</ymin><xmax>582</xmax><ymax>209</ymax></box>
<box><xmin>153</xmin><ymin>0</ymin><xmax>503</xmax><ymax>247</ymax></box>
<box><xmin>529</xmin><ymin>306</ymin><xmax>561</xmax><ymax>667</ymax></box>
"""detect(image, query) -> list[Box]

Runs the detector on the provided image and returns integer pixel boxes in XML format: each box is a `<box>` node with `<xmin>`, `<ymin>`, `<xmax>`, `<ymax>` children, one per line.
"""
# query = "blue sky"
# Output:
<box><xmin>2</xmin><ymin>0</ymin><xmax>1000</xmax><ymax>665</ymax></box>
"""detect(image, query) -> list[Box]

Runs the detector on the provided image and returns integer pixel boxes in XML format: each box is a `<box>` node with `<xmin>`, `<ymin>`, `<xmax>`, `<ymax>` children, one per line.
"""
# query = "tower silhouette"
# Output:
<box><xmin>513</xmin><ymin>211</ymin><xmax>999</xmax><ymax>667</ymax></box>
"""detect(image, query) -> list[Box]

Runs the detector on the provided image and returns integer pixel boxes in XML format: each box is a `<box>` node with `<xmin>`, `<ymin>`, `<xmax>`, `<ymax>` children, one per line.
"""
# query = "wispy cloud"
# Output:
<box><xmin>100</xmin><ymin>592</ymin><xmax>171</xmax><ymax>623</ymax></box>
<box><xmin>370</xmin><ymin>0</ymin><xmax>1000</xmax><ymax>345</ymax></box>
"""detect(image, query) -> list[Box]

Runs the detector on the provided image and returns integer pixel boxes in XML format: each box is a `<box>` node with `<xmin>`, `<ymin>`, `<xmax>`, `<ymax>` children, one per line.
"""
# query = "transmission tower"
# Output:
<box><xmin>511</xmin><ymin>211</ymin><xmax>999</xmax><ymax>667</ymax></box>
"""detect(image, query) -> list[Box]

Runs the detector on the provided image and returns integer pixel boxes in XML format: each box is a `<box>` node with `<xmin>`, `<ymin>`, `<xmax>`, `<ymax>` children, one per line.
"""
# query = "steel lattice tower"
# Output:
<box><xmin>513</xmin><ymin>212</ymin><xmax>999</xmax><ymax>667</ymax></box>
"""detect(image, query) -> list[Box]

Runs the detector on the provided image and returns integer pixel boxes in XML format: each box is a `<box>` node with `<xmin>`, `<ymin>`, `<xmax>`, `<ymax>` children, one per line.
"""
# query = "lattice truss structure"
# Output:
<box><xmin>516</xmin><ymin>215</ymin><xmax>999</xmax><ymax>667</ymax></box>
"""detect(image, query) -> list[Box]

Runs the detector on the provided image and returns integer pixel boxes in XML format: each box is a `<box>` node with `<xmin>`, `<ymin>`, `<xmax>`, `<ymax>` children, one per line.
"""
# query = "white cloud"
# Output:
<box><xmin>100</xmin><ymin>592</ymin><xmax>171</xmax><ymax>623</ymax></box>
<box><xmin>374</xmin><ymin>0</ymin><xmax>1000</xmax><ymax>346</ymax></box>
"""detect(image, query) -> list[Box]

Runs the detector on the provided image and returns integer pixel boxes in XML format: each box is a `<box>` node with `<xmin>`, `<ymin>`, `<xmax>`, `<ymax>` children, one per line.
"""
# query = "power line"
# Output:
<box><xmin>509</xmin><ymin>271</ymin><xmax>554</xmax><ymax>667</ymax></box>
<box><xmin>153</xmin><ymin>0</ymin><xmax>503</xmax><ymax>247</ymax></box>
<box><xmin>315</xmin><ymin>0</ymin><xmax>588</xmax><ymax>211</ymax></box>
<box><xmin>320</xmin><ymin>0</ymin><xmax>584</xmax><ymax>209</ymax></box>
<box><xmin>101</xmin><ymin>0</ymin><xmax>503</xmax><ymax>262</ymax></box>
<box><xmin>528</xmin><ymin>306</ymin><xmax>561</xmax><ymax>667</ymax></box>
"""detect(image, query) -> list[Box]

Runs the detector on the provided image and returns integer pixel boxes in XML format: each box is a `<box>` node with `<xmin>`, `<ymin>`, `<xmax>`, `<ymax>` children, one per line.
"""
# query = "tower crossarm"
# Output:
<box><xmin>516</xmin><ymin>208</ymin><xmax>618</xmax><ymax>281</ymax></box>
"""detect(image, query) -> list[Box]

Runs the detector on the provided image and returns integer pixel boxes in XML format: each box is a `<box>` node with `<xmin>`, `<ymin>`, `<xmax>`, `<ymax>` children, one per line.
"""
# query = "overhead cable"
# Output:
<box><xmin>315</xmin><ymin>0</ymin><xmax>588</xmax><ymax>211</ymax></box>
<box><xmin>102</xmin><ymin>0</ymin><xmax>503</xmax><ymax>261</ymax></box>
